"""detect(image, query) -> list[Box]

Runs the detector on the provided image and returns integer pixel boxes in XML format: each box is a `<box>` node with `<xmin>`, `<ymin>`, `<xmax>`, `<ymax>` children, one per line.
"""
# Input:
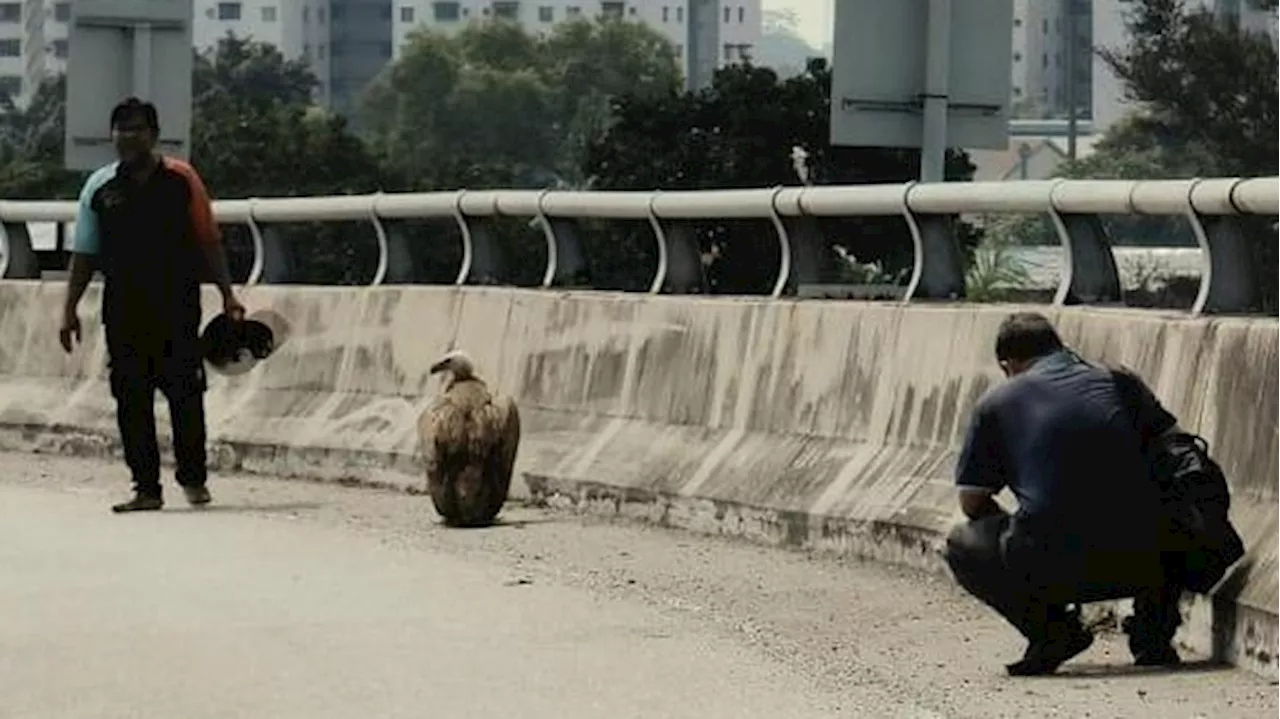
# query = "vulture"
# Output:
<box><xmin>417</xmin><ymin>349</ymin><xmax>521</xmax><ymax>527</ymax></box>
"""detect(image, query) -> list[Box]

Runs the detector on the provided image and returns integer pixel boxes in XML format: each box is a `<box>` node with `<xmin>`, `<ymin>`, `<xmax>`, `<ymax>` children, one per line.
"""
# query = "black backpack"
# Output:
<box><xmin>1110</xmin><ymin>369</ymin><xmax>1246</xmax><ymax>593</ymax></box>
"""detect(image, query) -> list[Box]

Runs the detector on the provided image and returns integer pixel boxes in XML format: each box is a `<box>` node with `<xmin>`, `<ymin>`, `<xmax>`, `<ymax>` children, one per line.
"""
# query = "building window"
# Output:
<box><xmin>54</xmin><ymin>2</ymin><xmax>72</xmax><ymax>22</ymax></box>
<box><xmin>492</xmin><ymin>2</ymin><xmax>520</xmax><ymax>20</ymax></box>
<box><xmin>738</xmin><ymin>6</ymin><xmax>744</xmax><ymax>22</ymax></box>
<box><xmin>434</xmin><ymin>2</ymin><xmax>461</xmax><ymax>21</ymax></box>
<box><xmin>1013</xmin><ymin>16</ymin><xmax>1022</xmax><ymax>27</ymax></box>
<box><xmin>1042</xmin><ymin>18</ymin><xmax>1048</xmax><ymax>34</ymax></box>
<box><xmin>0</xmin><ymin>3</ymin><xmax>20</xmax><ymax>22</ymax></box>
<box><xmin>0</xmin><ymin>38</ymin><xmax>18</xmax><ymax>57</ymax></box>
<box><xmin>401</xmin><ymin>6</ymin><xmax>414</xmax><ymax>22</ymax></box>
<box><xmin>538</xmin><ymin>6</ymin><xmax>553</xmax><ymax>21</ymax></box>
<box><xmin>318</xmin><ymin>6</ymin><xmax>326</xmax><ymax>22</ymax></box>
<box><xmin>217</xmin><ymin>2</ymin><xmax>242</xmax><ymax>21</ymax></box>
<box><xmin>674</xmin><ymin>43</ymin><xmax>682</xmax><ymax>57</ymax></box>
<box><xmin>723</xmin><ymin>5</ymin><xmax>730</xmax><ymax>22</ymax></box>
<box><xmin>0</xmin><ymin>76</ymin><xmax>20</xmax><ymax>98</ymax></box>
<box><xmin>318</xmin><ymin>44</ymin><xmax>327</xmax><ymax>59</ymax></box>
<box><xmin>662</xmin><ymin>6</ymin><xmax>668</xmax><ymax>21</ymax></box>
<box><xmin>566</xmin><ymin>6</ymin><xmax>581</xmax><ymax>17</ymax></box>
<box><xmin>1041</xmin><ymin>53</ymin><xmax>1048</xmax><ymax>67</ymax></box>
<box><xmin>53</xmin><ymin>39</ymin><xmax>68</xmax><ymax>58</ymax></box>
<box><xmin>676</xmin><ymin>6</ymin><xmax>683</xmax><ymax>21</ymax></box>
<box><xmin>262</xmin><ymin>6</ymin><xmax>277</xmax><ymax>22</ymax></box>
<box><xmin>601</xmin><ymin>2</ymin><xmax>624</xmax><ymax>19</ymax></box>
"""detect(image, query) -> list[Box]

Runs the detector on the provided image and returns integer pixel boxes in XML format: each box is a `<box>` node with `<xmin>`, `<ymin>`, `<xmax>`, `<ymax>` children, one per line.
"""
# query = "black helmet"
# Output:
<box><xmin>200</xmin><ymin>311</ymin><xmax>279</xmax><ymax>376</ymax></box>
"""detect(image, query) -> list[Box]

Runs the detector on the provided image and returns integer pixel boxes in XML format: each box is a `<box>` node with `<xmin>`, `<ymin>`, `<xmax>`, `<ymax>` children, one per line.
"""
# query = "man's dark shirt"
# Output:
<box><xmin>72</xmin><ymin>157</ymin><xmax>219</xmax><ymax>344</ymax></box>
<box><xmin>956</xmin><ymin>350</ymin><xmax>1177</xmax><ymax>550</ymax></box>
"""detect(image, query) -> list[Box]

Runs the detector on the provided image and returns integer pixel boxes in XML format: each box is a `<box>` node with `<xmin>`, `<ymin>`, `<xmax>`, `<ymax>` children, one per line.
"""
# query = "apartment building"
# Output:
<box><xmin>391</xmin><ymin>1</ymin><xmax>762</xmax><ymax>88</ymax></box>
<box><xmin>1009</xmin><ymin>0</ymin><xmax>1276</xmax><ymax>130</ymax></box>
<box><xmin>2</xmin><ymin>1</ymin><xmax>757</xmax><ymax>115</ymax></box>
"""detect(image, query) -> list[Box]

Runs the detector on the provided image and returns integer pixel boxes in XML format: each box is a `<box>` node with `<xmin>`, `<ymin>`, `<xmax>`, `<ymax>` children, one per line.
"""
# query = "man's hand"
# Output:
<box><xmin>223</xmin><ymin>293</ymin><xmax>246</xmax><ymax>322</ymax></box>
<box><xmin>59</xmin><ymin>310</ymin><xmax>81</xmax><ymax>353</ymax></box>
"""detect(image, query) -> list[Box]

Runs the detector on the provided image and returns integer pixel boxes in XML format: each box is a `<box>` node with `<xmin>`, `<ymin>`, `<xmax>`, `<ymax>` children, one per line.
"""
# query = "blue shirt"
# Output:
<box><xmin>956</xmin><ymin>350</ymin><xmax>1174</xmax><ymax>545</ymax></box>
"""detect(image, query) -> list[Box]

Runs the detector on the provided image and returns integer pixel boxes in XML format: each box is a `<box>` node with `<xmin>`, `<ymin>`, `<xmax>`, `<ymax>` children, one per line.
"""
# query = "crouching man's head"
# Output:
<box><xmin>994</xmin><ymin>312</ymin><xmax>1065</xmax><ymax>378</ymax></box>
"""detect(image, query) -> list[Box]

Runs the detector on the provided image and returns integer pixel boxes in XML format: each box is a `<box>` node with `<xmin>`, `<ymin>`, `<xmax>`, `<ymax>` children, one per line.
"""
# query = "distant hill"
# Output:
<box><xmin>754</xmin><ymin>10</ymin><xmax>826</xmax><ymax>77</ymax></box>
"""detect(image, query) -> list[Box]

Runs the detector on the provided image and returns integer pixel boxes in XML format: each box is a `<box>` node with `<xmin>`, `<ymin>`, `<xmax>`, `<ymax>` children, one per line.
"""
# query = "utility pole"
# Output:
<box><xmin>1065</xmin><ymin>0</ymin><xmax>1079</xmax><ymax>160</ymax></box>
<box><xmin>920</xmin><ymin>0</ymin><xmax>952</xmax><ymax>182</ymax></box>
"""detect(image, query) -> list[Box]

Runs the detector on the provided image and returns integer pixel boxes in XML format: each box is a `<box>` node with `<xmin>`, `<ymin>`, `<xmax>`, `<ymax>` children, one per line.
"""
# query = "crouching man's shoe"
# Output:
<box><xmin>182</xmin><ymin>485</ymin><xmax>211</xmax><ymax>507</ymax></box>
<box><xmin>1006</xmin><ymin>624</ymin><xmax>1095</xmax><ymax>676</ymax></box>
<box><xmin>112</xmin><ymin>494</ymin><xmax>163</xmax><ymax>513</ymax></box>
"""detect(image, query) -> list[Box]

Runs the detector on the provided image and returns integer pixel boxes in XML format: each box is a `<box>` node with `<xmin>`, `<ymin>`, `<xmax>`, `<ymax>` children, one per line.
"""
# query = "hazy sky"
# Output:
<box><xmin>762</xmin><ymin>0</ymin><xmax>834</xmax><ymax>47</ymax></box>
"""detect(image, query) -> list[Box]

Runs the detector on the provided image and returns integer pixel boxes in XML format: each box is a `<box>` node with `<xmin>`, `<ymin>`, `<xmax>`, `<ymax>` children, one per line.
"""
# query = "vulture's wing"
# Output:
<box><xmin>491</xmin><ymin>393</ymin><xmax>521</xmax><ymax>480</ymax></box>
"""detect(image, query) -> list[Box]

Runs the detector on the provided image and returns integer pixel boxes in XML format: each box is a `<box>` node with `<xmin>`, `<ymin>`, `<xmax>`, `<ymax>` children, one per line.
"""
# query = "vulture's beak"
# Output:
<box><xmin>429</xmin><ymin>360</ymin><xmax>448</xmax><ymax>375</ymax></box>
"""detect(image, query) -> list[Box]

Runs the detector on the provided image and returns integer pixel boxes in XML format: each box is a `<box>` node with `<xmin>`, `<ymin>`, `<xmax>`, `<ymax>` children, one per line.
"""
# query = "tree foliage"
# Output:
<box><xmin>985</xmin><ymin>1</ymin><xmax>1278</xmax><ymax>311</ymax></box>
<box><xmin>582</xmin><ymin>58</ymin><xmax>977</xmax><ymax>294</ymax></box>
<box><xmin>362</xmin><ymin>18</ymin><xmax>681</xmax><ymax>190</ymax></box>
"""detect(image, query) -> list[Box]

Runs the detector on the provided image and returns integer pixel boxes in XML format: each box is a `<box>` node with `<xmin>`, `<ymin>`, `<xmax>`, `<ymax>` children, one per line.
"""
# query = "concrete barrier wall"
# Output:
<box><xmin>0</xmin><ymin>280</ymin><xmax>1274</xmax><ymax>677</ymax></box>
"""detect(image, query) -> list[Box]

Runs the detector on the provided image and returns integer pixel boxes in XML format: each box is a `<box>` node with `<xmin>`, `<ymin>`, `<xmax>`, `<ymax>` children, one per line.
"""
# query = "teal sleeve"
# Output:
<box><xmin>71</xmin><ymin>166</ymin><xmax>113</xmax><ymax>255</ymax></box>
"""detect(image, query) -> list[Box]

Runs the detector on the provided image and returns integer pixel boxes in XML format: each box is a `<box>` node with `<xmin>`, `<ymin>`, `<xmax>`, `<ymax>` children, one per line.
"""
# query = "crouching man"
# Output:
<box><xmin>943</xmin><ymin>312</ymin><xmax>1184</xmax><ymax>676</ymax></box>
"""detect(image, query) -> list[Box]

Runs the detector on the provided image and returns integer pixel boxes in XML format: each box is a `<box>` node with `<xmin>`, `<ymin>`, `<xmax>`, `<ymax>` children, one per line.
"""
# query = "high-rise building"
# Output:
<box><xmin>391</xmin><ymin>1</ymin><xmax>761</xmax><ymax>90</ymax></box>
<box><xmin>1008</xmin><ymin>0</ymin><xmax>1276</xmax><ymax>130</ymax></box>
<box><xmin>1010</xmin><ymin>0</ymin><xmax>1092</xmax><ymax>121</ymax></box>
<box><xmin>2</xmin><ymin>1</ymin><xmax>760</xmax><ymax>115</ymax></box>
<box><xmin>1090</xmin><ymin>0</ymin><xmax>1276</xmax><ymax>131</ymax></box>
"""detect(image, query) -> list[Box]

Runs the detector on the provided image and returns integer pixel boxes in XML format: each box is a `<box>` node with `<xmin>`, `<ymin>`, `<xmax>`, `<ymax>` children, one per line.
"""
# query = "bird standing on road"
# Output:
<box><xmin>417</xmin><ymin>350</ymin><xmax>521</xmax><ymax>527</ymax></box>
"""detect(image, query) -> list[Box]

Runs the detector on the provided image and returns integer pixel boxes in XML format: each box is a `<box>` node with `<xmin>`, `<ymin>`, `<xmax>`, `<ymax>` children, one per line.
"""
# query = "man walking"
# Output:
<box><xmin>60</xmin><ymin>97</ymin><xmax>245</xmax><ymax>513</ymax></box>
<box><xmin>944</xmin><ymin>312</ymin><xmax>1185</xmax><ymax>675</ymax></box>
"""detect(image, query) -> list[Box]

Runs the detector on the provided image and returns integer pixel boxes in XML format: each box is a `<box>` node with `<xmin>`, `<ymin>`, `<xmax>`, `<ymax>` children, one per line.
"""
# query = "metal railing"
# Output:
<box><xmin>1</xmin><ymin>176</ymin><xmax>1276</xmax><ymax>314</ymax></box>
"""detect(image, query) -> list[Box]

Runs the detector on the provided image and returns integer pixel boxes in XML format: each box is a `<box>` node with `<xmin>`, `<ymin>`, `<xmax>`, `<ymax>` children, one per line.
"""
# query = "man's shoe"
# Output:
<box><xmin>182</xmin><ymin>485</ymin><xmax>212</xmax><ymax>507</ymax></box>
<box><xmin>1006</xmin><ymin>625</ymin><xmax>1095</xmax><ymax>676</ymax></box>
<box><xmin>1133</xmin><ymin>644</ymin><xmax>1182</xmax><ymax>667</ymax></box>
<box><xmin>112</xmin><ymin>495</ymin><xmax>164</xmax><ymax>513</ymax></box>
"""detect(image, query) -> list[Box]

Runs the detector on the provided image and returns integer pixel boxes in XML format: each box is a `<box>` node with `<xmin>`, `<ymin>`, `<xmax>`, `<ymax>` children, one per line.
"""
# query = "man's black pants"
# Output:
<box><xmin>944</xmin><ymin>513</ymin><xmax>1183</xmax><ymax>653</ymax></box>
<box><xmin>106</xmin><ymin>327</ymin><xmax>208</xmax><ymax>499</ymax></box>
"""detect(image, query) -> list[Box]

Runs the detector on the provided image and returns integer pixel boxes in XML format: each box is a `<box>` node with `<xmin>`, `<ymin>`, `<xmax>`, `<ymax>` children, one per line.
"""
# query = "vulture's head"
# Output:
<box><xmin>429</xmin><ymin>349</ymin><xmax>477</xmax><ymax>384</ymax></box>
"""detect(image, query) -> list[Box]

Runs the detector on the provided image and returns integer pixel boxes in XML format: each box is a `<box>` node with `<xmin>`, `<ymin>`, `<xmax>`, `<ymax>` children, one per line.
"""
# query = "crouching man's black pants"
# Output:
<box><xmin>106</xmin><ymin>324</ymin><xmax>208</xmax><ymax>499</ymax></box>
<box><xmin>944</xmin><ymin>512</ymin><xmax>1183</xmax><ymax>654</ymax></box>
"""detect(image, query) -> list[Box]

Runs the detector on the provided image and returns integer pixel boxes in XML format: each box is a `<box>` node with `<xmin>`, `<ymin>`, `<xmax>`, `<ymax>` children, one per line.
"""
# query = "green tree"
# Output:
<box><xmin>362</xmin><ymin>17</ymin><xmax>681</xmax><ymax>190</ymax></box>
<box><xmin>582</xmin><ymin>59</ymin><xmax>976</xmax><ymax>294</ymax></box>
<box><xmin>0</xmin><ymin>76</ymin><xmax>83</xmax><ymax>199</ymax></box>
<box><xmin>1066</xmin><ymin>0</ymin><xmax>1277</xmax><ymax>311</ymax></box>
<box><xmin>191</xmin><ymin>34</ymin><xmax>391</xmax><ymax>284</ymax></box>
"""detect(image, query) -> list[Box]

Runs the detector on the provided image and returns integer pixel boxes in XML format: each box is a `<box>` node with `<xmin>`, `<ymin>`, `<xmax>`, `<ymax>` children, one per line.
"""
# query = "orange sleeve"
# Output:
<box><xmin>164</xmin><ymin>157</ymin><xmax>220</xmax><ymax>246</ymax></box>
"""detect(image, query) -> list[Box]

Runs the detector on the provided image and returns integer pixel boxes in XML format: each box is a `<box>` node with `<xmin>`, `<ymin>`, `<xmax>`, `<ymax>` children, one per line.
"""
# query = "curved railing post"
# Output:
<box><xmin>777</xmin><ymin>187</ymin><xmax>824</xmax><ymax>298</ymax></box>
<box><xmin>649</xmin><ymin>190</ymin><xmax>709</xmax><ymax>294</ymax></box>
<box><xmin>646</xmin><ymin>192</ymin><xmax>668</xmax><ymax>294</ymax></box>
<box><xmin>368</xmin><ymin>192</ymin><xmax>390</xmax><ymax>287</ymax></box>
<box><xmin>455</xmin><ymin>192</ymin><xmax>507</xmax><ymax>286</ymax></box>
<box><xmin>1048</xmin><ymin>182</ymin><xmax>1122</xmax><ymax>305</ymax></box>
<box><xmin>244</xmin><ymin>201</ymin><xmax>266</xmax><ymax>286</ymax></box>
<box><xmin>249</xmin><ymin>198</ymin><xmax>297</xmax><ymax>284</ymax></box>
<box><xmin>451</xmin><ymin>190</ymin><xmax>473</xmax><ymax>286</ymax></box>
<box><xmin>0</xmin><ymin>216</ymin><xmax>40</xmax><ymax>279</ymax></box>
<box><xmin>767</xmin><ymin>186</ymin><xmax>793</xmax><ymax>299</ymax></box>
<box><xmin>901</xmin><ymin>181</ymin><xmax>966</xmax><ymax>301</ymax></box>
<box><xmin>537</xmin><ymin>189</ymin><xmax>589</xmax><ymax>289</ymax></box>
<box><xmin>1188</xmin><ymin>178</ymin><xmax>1262</xmax><ymax>315</ymax></box>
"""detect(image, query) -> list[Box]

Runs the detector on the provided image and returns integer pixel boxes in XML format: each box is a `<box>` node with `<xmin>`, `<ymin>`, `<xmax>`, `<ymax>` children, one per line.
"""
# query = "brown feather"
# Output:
<box><xmin>418</xmin><ymin>371</ymin><xmax>521</xmax><ymax>527</ymax></box>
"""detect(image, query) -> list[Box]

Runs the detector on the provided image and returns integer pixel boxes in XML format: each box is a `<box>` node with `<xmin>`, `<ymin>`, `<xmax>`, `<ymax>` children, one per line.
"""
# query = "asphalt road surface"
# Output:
<box><xmin>1</xmin><ymin>452</ymin><xmax>1275</xmax><ymax>719</ymax></box>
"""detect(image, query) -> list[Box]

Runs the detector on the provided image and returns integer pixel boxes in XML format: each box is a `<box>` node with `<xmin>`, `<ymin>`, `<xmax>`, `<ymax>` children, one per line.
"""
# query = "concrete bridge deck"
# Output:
<box><xmin>3</xmin><ymin>452</ymin><xmax>1276</xmax><ymax>719</ymax></box>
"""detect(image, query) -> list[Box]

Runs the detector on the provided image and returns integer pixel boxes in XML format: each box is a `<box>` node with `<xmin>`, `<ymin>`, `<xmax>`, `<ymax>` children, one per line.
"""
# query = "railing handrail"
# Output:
<box><xmin>0</xmin><ymin>177</ymin><xmax>1276</xmax><ymax>223</ymax></box>
<box><xmin>1</xmin><ymin>177</ymin><xmax>1277</xmax><ymax>315</ymax></box>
